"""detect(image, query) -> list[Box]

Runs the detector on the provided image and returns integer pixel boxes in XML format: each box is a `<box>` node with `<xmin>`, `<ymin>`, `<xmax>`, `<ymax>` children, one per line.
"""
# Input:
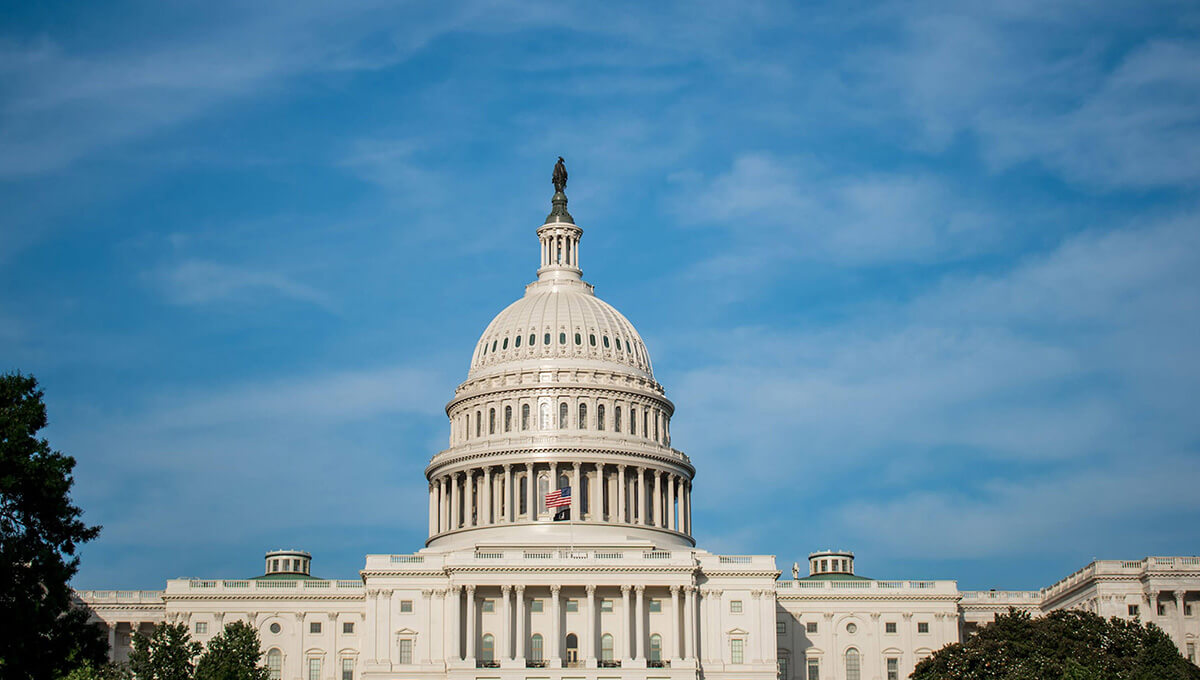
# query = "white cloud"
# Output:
<box><xmin>154</xmin><ymin>259</ymin><xmax>333</xmax><ymax>309</ymax></box>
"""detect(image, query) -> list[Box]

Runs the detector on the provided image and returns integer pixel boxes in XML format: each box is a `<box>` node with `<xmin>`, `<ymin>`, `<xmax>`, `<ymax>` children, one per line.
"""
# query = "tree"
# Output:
<box><xmin>0</xmin><ymin>372</ymin><xmax>107</xmax><ymax>678</ymax></box>
<box><xmin>59</xmin><ymin>663</ymin><xmax>133</xmax><ymax>680</ymax></box>
<box><xmin>912</xmin><ymin>608</ymin><xmax>1200</xmax><ymax>680</ymax></box>
<box><xmin>128</xmin><ymin>623</ymin><xmax>201</xmax><ymax>680</ymax></box>
<box><xmin>194</xmin><ymin>621</ymin><xmax>269</xmax><ymax>680</ymax></box>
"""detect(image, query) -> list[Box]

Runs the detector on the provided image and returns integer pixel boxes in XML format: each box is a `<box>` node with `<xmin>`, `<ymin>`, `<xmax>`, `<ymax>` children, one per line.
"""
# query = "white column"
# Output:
<box><xmin>685</xmin><ymin>586</ymin><xmax>697</xmax><ymax>660</ymax></box>
<box><xmin>365</xmin><ymin>591</ymin><xmax>378</xmax><ymax>662</ymax></box>
<box><xmin>467</xmin><ymin>470</ymin><xmax>477</xmax><ymax>527</ymax></box>
<box><xmin>634</xmin><ymin>467</ymin><xmax>644</xmax><ymax>524</ymax></box>
<box><xmin>505</xmin><ymin>464</ymin><xmax>514</xmax><ymax>523</ymax></box>
<box><xmin>586</xmin><ymin>584</ymin><xmax>597</xmax><ymax>665</ymax></box>
<box><xmin>1175</xmin><ymin>591</ymin><xmax>1186</xmax><ymax>646</ymax></box>
<box><xmin>466</xmin><ymin>585</ymin><xmax>476</xmax><ymax>663</ymax></box>
<box><xmin>672</xmin><ymin>585</ymin><xmax>683</xmax><ymax>660</ymax></box>
<box><xmin>683</xmin><ymin>481</ymin><xmax>691</xmax><ymax>534</ymax></box>
<box><xmin>428</xmin><ymin>482</ymin><xmax>437</xmax><ymax>536</ymax></box>
<box><xmin>621</xmin><ymin>585</ymin><xmax>632</xmax><ymax>661</ymax></box>
<box><xmin>617</xmin><ymin>465</ymin><xmax>627</xmax><ymax>524</ymax></box>
<box><xmin>422</xmin><ymin>589</ymin><xmax>435</xmax><ymax>663</ymax></box>
<box><xmin>450</xmin><ymin>473</ymin><xmax>460</xmax><ymax>529</ymax></box>
<box><xmin>634</xmin><ymin>585</ymin><xmax>646</xmax><ymax>661</ymax></box>
<box><xmin>571</xmin><ymin>462</ymin><xmax>581</xmax><ymax>521</ymax></box>
<box><xmin>500</xmin><ymin>585</ymin><xmax>511</xmax><ymax>662</ymax></box>
<box><xmin>440</xmin><ymin>477</ymin><xmax>449</xmax><ymax>532</ymax></box>
<box><xmin>551</xmin><ymin>584</ymin><xmax>563</xmax><ymax>665</ymax></box>
<box><xmin>669</xmin><ymin>475</ymin><xmax>678</xmax><ymax>531</ymax></box>
<box><xmin>107</xmin><ymin>625</ymin><xmax>116</xmax><ymax>661</ymax></box>
<box><xmin>651</xmin><ymin>471</ymin><xmax>661</xmax><ymax>527</ymax></box>
<box><xmin>448</xmin><ymin>586</ymin><xmax>461</xmax><ymax>661</ymax></box>
<box><xmin>388</xmin><ymin>590</ymin><xmax>398</xmax><ymax>662</ymax></box>
<box><xmin>516</xmin><ymin>585</ymin><xmax>527</xmax><ymax>662</ymax></box>
<box><xmin>483</xmin><ymin>467</ymin><xmax>493</xmax><ymax>525</ymax></box>
<box><xmin>526</xmin><ymin>463</ymin><xmax>536</xmax><ymax>520</ymax></box>
<box><xmin>590</xmin><ymin>464</ymin><xmax>601</xmax><ymax>521</ymax></box>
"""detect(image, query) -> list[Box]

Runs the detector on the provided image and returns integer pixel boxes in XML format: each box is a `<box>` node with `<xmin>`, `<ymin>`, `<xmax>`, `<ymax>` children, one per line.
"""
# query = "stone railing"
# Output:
<box><xmin>1040</xmin><ymin>556</ymin><xmax>1200</xmax><ymax>603</ymax></box>
<box><xmin>775</xmin><ymin>580</ymin><xmax>958</xmax><ymax>595</ymax></box>
<box><xmin>428</xmin><ymin>435</ymin><xmax>693</xmax><ymax>469</ymax></box>
<box><xmin>960</xmin><ymin>590</ymin><xmax>1042</xmax><ymax>605</ymax></box>
<box><xmin>164</xmin><ymin>579</ymin><xmax>363</xmax><ymax>594</ymax></box>
<box><xmin>369</xmin><ymin>549</ymin><xmax>702</xmax><ymax>570</ymax></box>
<box><xmin>74</xmin><ymin>590</ymin><xmax>164</xmax><ymax>604</ymax></box>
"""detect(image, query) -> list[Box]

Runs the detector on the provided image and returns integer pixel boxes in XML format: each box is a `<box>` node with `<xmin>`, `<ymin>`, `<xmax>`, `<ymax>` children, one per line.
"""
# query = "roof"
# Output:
<box><xmin>800</xmin><ymin>573</ymin><xmax>872</xmax><ymax>581</ymax></box>
<box><xmin>250</xmin><ymin>573</ymin><xmax>324</xmax><ymax>581</ymax></box>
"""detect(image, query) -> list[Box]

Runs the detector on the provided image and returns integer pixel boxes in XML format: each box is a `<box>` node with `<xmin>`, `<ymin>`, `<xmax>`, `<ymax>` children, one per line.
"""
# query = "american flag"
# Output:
<box><xmin>545</xmin><ymin>486</ymin><xmax>572</xmax><ymax>509</ymax></box>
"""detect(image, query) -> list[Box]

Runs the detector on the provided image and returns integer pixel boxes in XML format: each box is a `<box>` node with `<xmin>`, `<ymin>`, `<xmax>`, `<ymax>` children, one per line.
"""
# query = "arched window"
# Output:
<box><xmin>537</xmin><ymin>476</ymin><xmax>549</xmax><ymax>515</ymax></box>
<box><xmin>578</xmin><ymin>403</ymin><xmax>587</xmax><ymax>429</ymax></box>
<box><xmin>464</xmin><ymin>414</ymin><xmax>470</xmax><ymax>440</ymax></box>
<box><xmin>603</xmin><ymin>336</ymin><xmax>610</xmax><ymax>348</ymax></box>
<box><xmin>845</xmin><ymin>648</ymin><xmax>861</xmax><ymax>680</ymax></box>
<box><xmin>515</xmin><ymin>335</ymin><xmax>521</xmax><ymax>348</ymax></box>
<box><xmin>615</xmin><ymin>406</ymin><xmax>622</xmax><ymax>432</ymax></box>
<box><xmin>630</xmin><ymin>407</ymin><xmax>637</xmax><ymax>435</ymax></box>
<box><xmin>616</xmin><ymin>337</ymin><xmax>623</xmax><ymax>351</ymax></box>
<box><xmin>643</xmin><ymin>411</ymin><xmax>649</xmax><ymax>438</ymax></box>
<box><xmin>529</xmin><ymin>333</ymin><xmax>535</xmax><ymax>346</ymax></box>
<box><xmin>654</xmin><ymin>411</ymin><xmax>659</xmax><ymax>441</ymax></box>
<box><xmin>531</xmin><ymin>634</ymin><xmax>544</xmax><ymax>662</ymax></box>
<box><xmin>574</xmin><ymin>332</ymin><xmax>582</xmax><ymax>345</ymax></box>
<box><xmin>519</xmin><ymin>475</ymin><xmax>528</xmax><ymax>514</ymax></box>
<box><xmin>489</xmin><ymin>408</ymin><xmax>496</xmax><ymax>434</ymax></box>
<box><xmin>476</xmin><ymin>411</ymin><xmax>481</xmax><ymax>437</ymax></box>
<box><xmin>589</xmin><ymin>333</ymin><xmax>597</xmax><ymax>346</ymax></box>
<box><xmin>565</xmin><ymin>633</ymin><xmax>579</xmax><ymax>665</ymax></box>
<box><xmin>597</xmin><ymin>404</ymin><xmax>606</xmax><ymax>431</ymax></box>
<box><xmin>481</xmin><ymin>634</ymin><xmax>495</xmax><ymax>662</ymax></box>
<box><xmin>504</xmin><ymin>406</ymin><xmax>512</xmax><ymax>432</ymax></box>
<box><xmin>544</xmin><ymin>332</ymin><xmax>551</xmax><ymax>345</ymax></box>
<box><xmin>266</xmin><ymin>649</ymin><xmax>282</xmax><ymax>680</ymax></box>
<box><xmin>491</xmin><ymin>340</ymin><xmax>497</xmax><ymax>352</ymax></box>
<box><xmin>540</xmin><ymin>402</ymin><xmax>550</xmax><ymax>430</ymax></box>
<box><xmin>559</xmin><ymin>332</ymin><xmax>567</xmax><ymax>345</ymax></box>
<box><xmin>521</xmin><ymin>404</ymin><xmax>530</xmax><ymax>430</ymax></box>
<box><xmin>502</xmin><ymin>338</ymin><xmax>508</xmax><ymax>349</ymax></box>
<box><xmin>559</xmin><ymin>402</ymin><xmax>568</xmax><ymax>429</ymax></box>
<box><xmin>601</xmin><ymin>633</ymin><xmax>614</xmax><ymax>662</ymax></box>
<box><xmin>649</xmin><ymin>634</ymin><xmax>663</xmax><ymax>662</ymax></box>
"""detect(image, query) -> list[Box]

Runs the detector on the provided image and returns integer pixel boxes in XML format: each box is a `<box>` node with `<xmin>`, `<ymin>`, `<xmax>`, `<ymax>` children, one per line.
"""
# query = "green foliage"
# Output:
<box><xmin>129</xmin><ymin>623</ymin><xmax>201</xmax><ymax>680</ymax></box>
<box><xmin>911</xmin><ymin>608</ymin><xmax>1200</xmax><ymax>680</ymax></box>
<box><xmin>60</xmin><ymin>662</ymin><xmax>133</xmax><ymax>680</ymax></box>
<box><xmin>0</xmin><ymin>372</ymin><xmax>107</xmax><ymax>678</ymax></box>
<box><xmin>194</xmin><ymin>621</ymin><xmax>269</xmax><ymax>680</ymax></box>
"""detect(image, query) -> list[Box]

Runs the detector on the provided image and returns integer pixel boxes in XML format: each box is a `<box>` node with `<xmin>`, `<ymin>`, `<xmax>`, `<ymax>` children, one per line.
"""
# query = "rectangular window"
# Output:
<box><xmin>399</xmin><ymin>638</ymin><xmax>413</xmax><ymax>664</ymax></box>
<box><xmin>777</xmin><ymin>621</ymin><xmax>786</xmax><ymax>634</ymax></box>
<box><xmin>531</xmin><ymin>599</ymin><xmax>544</xmax><ymax>613</ymax></box>
<box><xmin>600</xmin><ymin>599</ymin><xmax>614</xmax><ymax>612</ymax></box>
<box><xmin>194</xmin><ymin>621</ymin><xmax>207</xmax><ymax>634</ymax></box>
<box><xmin>885</xmin><ymin>622</ymin><xmax>897</xmax><ymax>634</ymax></box>
<box><xmin>1128</xmin><ymin>604</ymin><xmax>1140</xmax><ymax>616</ymax></box>
<box><xmin>887</xmin><ymin>658</ymin><xmax>899</xmax><ymax>680</ymax></box>
<box><xmin>806</xmin><ymin>621</ymin><xmax>818</xmax><ymax>634</ymax></box>
<box><xmin>343</xmin><ymin>621</ymin><xmax>354</xmax><ymax>634</ymax></box>
<box><xmin>565</xmin><ymin>599</ymin><xmax>578</xmax><ymax>612</ymax></box>
<box><xmin>1158</xmin><ymin>604</ymin><xmax>1167</xmax><ymax>616</ymax></box>
<box><xmin>1187</xmin><ymin>643</ymin><xmax>1195</xmax><ymax>662</ymax></box>
<box><xmin>310</xmin><ymin>622</ymin><xmax>322</xmax><ymax>634</ymax></box>
<box><xmin>482</xmin><ymin>599</ymin><xmax>495</xmax><ymax>613</ymax></box>
<box><xmin>730</xmin><ymin>638</ymin><xmax>744</xmax><ymax>664</ymax></box>
<box><xmin>341</xmin><ymin>658</ymin><xmax>354</xmax><ymax>680</ymax></box>
<box><xmin>649</xmin><ymin>599</ymin><xmax>662</xmax><ymax>613</ymax></box>
<box><xmin>730</xmin><ymin>600</ymin><xmax>743</xmax><ymax>613</ymax></box>
<box><xmin>807</xmin><ymin>658</ymin><xmax>820</xmax><ymax>680</ymax></box>
<box><xmin>917</xmin><ymin>622</ymin><xmax>929</xmax><ymax>634</ymax></box>
<box><xmin>400</xmin><ymin>600</ymin><xmax>413</xmax><ymax>613</ymax></box>
<box><xmin>307</xmin><ymin>659</ymin><xmax>321</xmax><ymax>680</ymax></box>
<box><xmin>1187</xmin><ymin>604</ymin><xmax>1194</xmax><ymax>616</ymax></box>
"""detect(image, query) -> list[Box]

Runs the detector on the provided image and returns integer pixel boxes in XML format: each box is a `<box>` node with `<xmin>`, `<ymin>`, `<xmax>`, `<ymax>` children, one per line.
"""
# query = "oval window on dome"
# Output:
<box><xmin>491</xmin><ymin>340</ymin><xmax>497</xmax><ymax>352</ymax></box>
<box><xmin>544</xmin><ymin>333</ymin><xmax>551</xmax><ymax>345</ymax></box>
<box><xmin>589</xmin><ymin>334</ymin><xmax>596</xmax><ymax>346</ymax></box>
<box><xmin>559</xmin><ymin>332</ymin><xmax>567</xmax><ymax>345</ymax></box>
<box><xmin>529</xmin><ymin>334</ymin><xmax>535</xmax><ymax>346</ymax></box>
<box><xmin>603</xmin><ymin>336</ymin><xmax>610</xmax><ymax>348</ymax></box>
<box><xmin>574</xmin><ymin>332</ymin><xmax>582</xmax><ymax>345</ymax></box>
<box><xmin>616</xmin><ymin>338</ymin><xmax>622</xmax><ymax>351</ymax></box>
<box><xmin>515</xmin><ymin>335</ymin><xmax>521</xmax><ymax>348</ymax></box>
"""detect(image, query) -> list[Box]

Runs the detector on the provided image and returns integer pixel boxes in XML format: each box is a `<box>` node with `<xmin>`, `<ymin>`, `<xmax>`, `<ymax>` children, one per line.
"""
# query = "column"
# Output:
<box><xmin>622</xmin><ymin>585</ymin><xmax>633</xmax><ymax>661</ymax></box>
<box><xmin>671</xmin><ymin>585</ymin><xmax>683</xmax><ymax>660</ymax></box>
<box><xmin>617</xmin><ymin>465</ymin><xmax>627</xmax><ymax>524</ymax></box>
<box><xmin>651</xmin><ymin>471</ymin><xmax>661</xmax><ymax>527</ymax></box>
<box><xmin>634</xmin><ymin>586</ymin><xmax>646</xmax><ymax>661</ymax></box>
<box><xmin>586</xmin><ymin>585</ymin><xmax>597</xmax><ymax>665</ymax></box>
<box><xmin>634</xmin><ymin>467</ymin><xmax>644</xmax><ymax>525</ymax></box>
<box><xmin>551</xmin><ymin>585</ymin><xmax>563</xmax><ymax>665</ymax></box>
<box><xmin>465</xmin><ymin>585</ymin><xmax>476</xmax><ymax>663</ymax></box>
<box><xmin>483</xmin><ymin>466</ymin><xmax>493</xmax><ymax>525</ymax></box>
<box><xmin>450</xmin><ymin>473</ymin><xmax>460</xmax><ymax>529</ymax></box>
<box><xmin>422</xmin><ymin>590</ymin><xmax>435</xmax><ymax>663</ymax></box>
<box><xmin>1175</xmin><ymin>591</ymin><xmax>1186</xmax><ymax>645</ymax></box>
<box><xmin>467</xmin><ymin>470</ymin><xmax>477</xmax><ymax>527</ymax></box>
<box><xmin>571</xmin><ymin>462</ymin><xmax>581</xmax><ymax>521</ymax></box>
<box><xmin>448</xmin><ymin>586</ymin><xmax>461</xmax><ymax>661</ymax></box>
<box><xmin>388</xmin><ymin>590</ymin><xmax>398</xmax><ymax>662</ymax></box>
<box><xmin>440</xmin><ymin>476</ymin><xmax>449</xmax><ymax>532</ymax></box>
<box><xmin>590</xmin><ymin>464</ymin><xmax>601</xmax><ymax>521</ymax></box>
<box><xmin>669</xmin><ymin>475</ymin><xmax>678</xmax><ymax>531</ymax></box>
<box><xmin>525</xmin><ymin>463</ymin><xmax>535</xmax><ymax>520</ymax></box>
<box><xmin>500</xmin><ymin>586</ymin><xmax>512</xmax><ymax>662</ymax></box>
<box><xmin>683</xmin><ymin>481</ymin><xmax>691</xmax><ymax>534</ymax></box>
<box><xmin>107</xmin><ymin>624</ymin><xmax>116</xmax><ymax>661</ymax></box>
<box><xmin>505</xmin><ymin>464</ymin><xmax>514</xmax><ymax>523</ymax></box>
<box><xmin>515</xmin><ymin>585</ymin><xmax>526</xmax><ymax>662</ymax></box>
<box><xmin>685</xmin><ymin>586</ymin><xmax>697</xmax><ymax>660</ymax></box>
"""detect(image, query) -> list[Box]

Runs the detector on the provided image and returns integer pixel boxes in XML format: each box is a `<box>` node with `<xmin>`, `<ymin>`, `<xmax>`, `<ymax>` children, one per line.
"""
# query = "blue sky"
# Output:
<box><xmin>2</xmin><ymin>0</ymin><xmax>1199</xmax><ymax>591</ymax></box>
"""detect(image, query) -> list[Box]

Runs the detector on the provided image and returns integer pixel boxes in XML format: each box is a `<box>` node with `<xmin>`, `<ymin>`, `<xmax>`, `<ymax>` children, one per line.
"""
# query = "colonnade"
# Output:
<box><xmin>428</xmin><ymin>462</ymin><xmax>692</xmax><ymax>537</ymax></box>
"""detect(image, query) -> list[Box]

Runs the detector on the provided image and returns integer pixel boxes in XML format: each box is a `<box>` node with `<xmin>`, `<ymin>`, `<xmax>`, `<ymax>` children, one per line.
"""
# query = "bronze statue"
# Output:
<box><xmin>552</xmin><ymin>156</ymin><xmax>568</xmax><ymax>193</ymax></box>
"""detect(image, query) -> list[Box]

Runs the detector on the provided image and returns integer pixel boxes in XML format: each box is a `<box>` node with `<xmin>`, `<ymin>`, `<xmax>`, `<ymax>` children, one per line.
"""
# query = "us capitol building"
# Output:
<box><xmin>77</xmin><ymin>166</ymin><xmax>1200</xmax><ymax>680</ymax></box>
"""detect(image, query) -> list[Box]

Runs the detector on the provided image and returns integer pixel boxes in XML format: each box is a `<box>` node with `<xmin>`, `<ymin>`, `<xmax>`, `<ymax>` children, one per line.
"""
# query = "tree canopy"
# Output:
<box><xmin>0</xmin><ymin>372</ymin><xmax>106</xmax><ymax>678</ymax></box>
<box><xmin>912</xmin><ymin>608</ymin><xmax>1200</xmax><ymax>680</ymax></box>
<box><xmin>194</xmin><ymin>621</ymin><xmax>269</xmax><ymax>680</ymax></box>
<box><xmin>129</xmin><ymin>623</ymin><xmax>201</xmax><ymax>680</ymax></box>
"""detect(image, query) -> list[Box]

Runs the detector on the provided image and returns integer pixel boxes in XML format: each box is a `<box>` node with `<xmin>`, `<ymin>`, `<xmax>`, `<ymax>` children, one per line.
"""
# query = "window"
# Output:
<box><xmin>559</xmin><ymin>332</ymin><xmax>566</xmax><ymax>345</ymax></box>
<box><xmin>491</xmin><ymin>340</ymin><xmax>497</xmax><ymax>352</ymax></box>
<box><xmin>1187</xmin><ymin>643</ymin><xmax>1195</xmax><ymax>662</ymax></box>
<box><xmin>654</xmin><ymin>412</ymin><xmax>659</xmax><ymax>441</ymax></box>
<box><xmin>846</xmin><ymin>622</ymin><xmax>857</xmax><ymax>634</ymax></box>
<box><xmin>531</xmin><ymin>634</ymin><xmax>544</xmax><ymax>662</ymax></box>
<box><xmin>505</xmin><ymin>406</ymin><xmax>512</xmax><ymax>432</ymax></box>
<box><xmin>603</xmin><ymin>336</ymin><xmax>610</xmax><ymax>348</ymax></box>
<box><xmin>731</xmin><ymin>638</ymin><xmax>744</xmax><ymax>664</ymax></box>
<box><xmin>195</xmin><ymin>621</ymin><xmax>207</xmax><ymax>634</ymax></box>
<box><xmin>730</xmin><ymin>600</ymin><xmax>743</xmax><ymax>613</ymax></box>
<box><xmin>544</xmin><ymin>333</ymin><xmax>551</xmax><ymax>345</ymax></box>
<box><xmin>649</xmin><ymin>634</ymin><xmax>662</xmax><ymax>662</ymax></box>
<box><xmin>615</xmin><ymin>407</ymin><xmax>622</xmax><ymax>431</ymax></box>
<box><xmin>917</xmin><ymin>622</ymin><xmax>929</xmax><ymax>634</ymax></box>
<box><xmin>807</xmin><ymin>658</ymin><xmax>820</xmax><ymax>680</ymax></box>
<box><xmin>400</xmin><ymin>599</ymin><xmax>413</xmax><ymax>613</ymax></box>
<box><xmin>538</xmin><ymin>476</ymin><xmax>548</xmax><ymax>514</ymax></box>
<box><xmin>597</xmin><ymin>404</ymin><xmax>605</xmax><ymax>430</ymax></box>
<box><xmin>845</xmin><ymin>648</ymin><xmax>861</xmax><ymax>680</ymax></box>
<box><xmin>270</xmin><ymin>622</ymin><xmax>282</xmax><ymax>634</ymax></box>
<box><xmin>643</xmin><ymin>411</ymin><xmax>649</xmax><ymax>438</ymax></box>
<box><xmin>649</xmin><ymin>599</ymin><xmax>662</xmax><ymax>613</ymax></box>
<box><xmin>476</xmin><ymin>411</ymin><xmax>481</xmax><ymax>437</ymax></box>
<box><xmin>885</xmin><ymin>622</ymin><xmax>897</xmax><ymax>634</ymax></box>
<box><xmin>481</xmin><ymin>634</ymin><xmax>495</xmax><ymax>662</ymax></box>
<box><xmin>1129</xmin><ymin>604</ymin><xmax>1140</xmax><ymax>616</ymax></box>
<box><xmin>515</xmin><ymin>335</ymin><xmax>521</xmax><ymax>348</ymax></box>
<box><xmin>1158</xmin><ymin>604</ymin><xmax>1167</xmax><ymax>616</ymax></box>
<box><xmin>481</xmin><ymin>599</ymin><xmax>495</xmax><ymax>613</ymax></box>
<box><xmin>601</xmin><ymin>599</ymin><xmax>613</xmax><ymax>612</ymax></box>
<box><xmin>521</xmin><ymin>404</ymin><xmax>530</xmax><ymax>430</ymax></box>
<box><xmin>578</xmin><ymin>403</ymin><xmax>587</xmax><ymax>429</ymax></box>
<box><xmin>778</xmin><ymin>652</ymin><xmax>789</xmax><ymax>679</ymax></box>
<box><xmin>886</xmin><ymin>658</ymin><xmax>899</xmax><ymax>680</ymax></box>
<box><xmin>1187</xmin><ymin>604</ymin><xmax>1194</xmax><ymax>616</ymax></box>
<box><xmin>601</xmin><ymin>633</ymin><xmax>614</xmax><ymax>661</ymax></box>
<box><xmin>559</xmin><ymin>402</ymin><xmax>568</xmax><ymax>429</ymax></box>
<box><xmin>630</xmin><ymin>407</ymin><xmax>637</xmax><ymax>435</ymax></box>
<box><xmin>489</xmin><ymin>408</ymin><xmax>495</xmax><ymax>434</ymax></box>
<box><xmin>267</xmin><ymin>650</ymin><xmax>282</xmax><ymax>680</ymax></box>
<box><xmin>342</xmin><ymin>657</ymin><xmax>354</xmax><ymax>680</ymax></box>
<box><xmin>589</xmin><ymin>333</ymin><xmax>596</xmax><ymax>346</ymax></box>
<box><xmin>565</xmin><ymin>599</ymin><xmax>578</xmax><ymax>612</ymax></box>
<box><xmin>616</xmin><ymin>338</ymin><xmax>623</xmax><ymax>350</ymax></box>
<box><xmin>502</xmin><ymin>338</ymin><xmax>508</xmax><ymax>349</ymax></box>
<box><xmin>777</xmin><ymin>621</ymin><xmax>786</xmax><ymax>634</ymax></box>
<box><xmin>308</xmin><ymin>659</ymin><xmax>321</xmax><ymax>680</ymax></box>
<box><xmin>574</xmin><ymin>332</ymin><xmax>582</xmax><ymax>345</ymax></box>
<box><xmin>529</xmin><ymin>333</ymin><xmax>535</xmax><ymax>346</ymax></box>
<box><xmin>343</xmin><ymin>621</ymin><xmax>354</xmax><ymax>634</ymax></box>
<box><xmin>540</xmin><ymin>402</ymin><xmax>550</xmax><ymax>429</ymax></box>
<box><xmin>806</xmin><ymin>621</ymin><xmax>818</xmax><ymax>634</ymax></box>
<box><xmin>399</xmin><ymin>637</ymin><xmax>412</xmax><ymax>664</ymax></box>
<box><xmin>310</xmin><ymin>622</ymin><xmax>322</xmax><ymax>634</ymax></box>
<box><xmin>531</xmin><ymin>599</ymin><xmax>544</xmax><ymax>613</ymax></box>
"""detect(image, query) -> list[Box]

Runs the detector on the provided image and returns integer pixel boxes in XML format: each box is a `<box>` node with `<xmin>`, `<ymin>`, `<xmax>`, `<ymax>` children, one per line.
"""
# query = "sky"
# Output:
<box><xmin>2</xmin><ymin>0</ymin><xmax>1199</xmax><ymax>592</ymax></box>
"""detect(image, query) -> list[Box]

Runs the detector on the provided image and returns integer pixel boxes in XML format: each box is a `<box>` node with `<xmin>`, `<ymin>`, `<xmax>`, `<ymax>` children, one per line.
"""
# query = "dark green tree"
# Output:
<box><xmin>128</xmin><ymin>623</ymin><xmax>200</xmax><ymax>680</ymax></box>
<box><xmin>194</xmin><ymin>621</ymin><xmax>269</xmax><ymax>680</ymax></box>
<box><xmin>912</xmin><ymin>608</ymin><xmax>1200</xmax><ymax>680</ymax></box>
<box><xmin>59</xmin><ymin>662</ymin><xmax>133</xmax><ymax>680</ymax></box>
<box><xmin>0</xmin><ymin>372</ymin><xmax>107</xmax><ymax>678</ymax></box>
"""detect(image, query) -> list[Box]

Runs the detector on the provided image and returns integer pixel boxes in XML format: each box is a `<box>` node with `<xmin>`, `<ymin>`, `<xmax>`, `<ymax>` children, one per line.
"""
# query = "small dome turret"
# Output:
<box><xmin>262</xmin><ymin>549</ymin><xmax>311</xmax><ymax>578</ymax></box>
<box><xmin>809</xmin><ymin>549</ymin><xmax>855</xmax><ymax>577</ymax></box>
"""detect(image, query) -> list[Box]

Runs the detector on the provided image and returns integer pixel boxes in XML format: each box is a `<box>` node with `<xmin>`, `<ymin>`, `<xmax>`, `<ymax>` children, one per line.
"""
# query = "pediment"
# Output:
<box><xmin>395</xmin><ymin>627</ymin><xmax>419</xmax><ymax>636</ymax></box>
<box><xmin>726</xmin><ymin>627</ymin><xmax>750</xmax><ymax>635</ymax></box>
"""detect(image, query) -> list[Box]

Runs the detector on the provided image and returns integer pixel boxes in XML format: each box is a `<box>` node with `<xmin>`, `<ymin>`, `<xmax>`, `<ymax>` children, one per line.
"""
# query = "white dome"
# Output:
<box><xmin>468</xmin><ymin>280</ymin><xmax>653</xmax><ymax>380</ymax></box>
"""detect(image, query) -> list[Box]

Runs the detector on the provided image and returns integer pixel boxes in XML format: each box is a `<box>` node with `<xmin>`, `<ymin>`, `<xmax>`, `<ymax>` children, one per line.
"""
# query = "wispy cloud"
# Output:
<box><xmin>153</xmin><ymin>259</ymin><xmax>334</xmax><ymax>309</ymax></box>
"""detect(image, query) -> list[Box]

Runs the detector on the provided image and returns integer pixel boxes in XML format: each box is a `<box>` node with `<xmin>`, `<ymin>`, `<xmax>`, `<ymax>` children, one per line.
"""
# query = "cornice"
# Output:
<box><xmin>448</xmin><ymin>382</ymin><xmax>674</xmax><ymax>414</ymax></box>
<box><xmin>425</xmin><ymin>445</ymin><xmax>694</xmax><ymax>478</ymax></box>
